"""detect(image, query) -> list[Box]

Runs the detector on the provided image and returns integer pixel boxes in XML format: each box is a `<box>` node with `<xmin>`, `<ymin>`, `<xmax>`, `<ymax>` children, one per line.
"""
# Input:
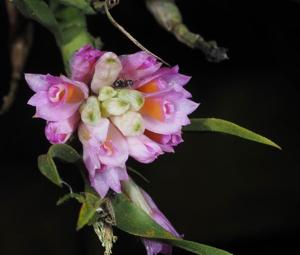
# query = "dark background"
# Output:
<box><xmin>1</xmin><ymin>0</ymin><xmax>299</xmax><ymax>254</ymax></box>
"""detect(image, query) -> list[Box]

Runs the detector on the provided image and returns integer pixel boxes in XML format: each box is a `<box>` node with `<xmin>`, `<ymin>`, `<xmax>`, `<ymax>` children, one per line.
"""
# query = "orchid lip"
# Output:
<box><xmin>163</xmin><ymin>100</ymin><xmax>175</xmax><ymax>119</ymax></box>
<box><xmin>48</xmin><ymin>84</ymin><xmax>65</xmax><ymax>103</ymax></box>
<box><xmin>99</xmin><ymin>141</ymin><xmax>114</xmax><ymax>156</ymax></box>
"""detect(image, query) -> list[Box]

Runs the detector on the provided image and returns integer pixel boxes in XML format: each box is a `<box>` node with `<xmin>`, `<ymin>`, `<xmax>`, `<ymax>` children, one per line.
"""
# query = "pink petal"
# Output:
<box><xmin>70</xmin><ymin>45</ymin><xmax>103</xmax><ymax>83</ymax></box>
<box><xmin>142</xmin><ymin>239</ymin><xmax>170</xmax><ymax>255</ymax></box>
<box><xmin>91</xmin><ymin>166</ymin><xmax>128</xmax><ymax>198</ymax></box>
<box><xmin>127</xmin><ymin>135</ymin><xmax>163</xmax><ymax>163</ymax></box>
<box><xmin>177</xmin><ymin>98</ymin><xmax>200</xmax><ymax>115</ymax></box>
<box><xmin>141</xmin><ymin>190</ymin><xmax>180</xmax><ymax>237</ymax></box>
<box><xmin>142</xmin><ymin>114</ymin><xmax>184</xmax><ymax>135</ymax></box>
<box><xmin>90</xmin><ymin>170</ymin><xmax>110</xmax><ymax>198</ymax></box>
<box><xmin>27</xmin><ymin>91</ymin><xmax>49</xmax><ymax>106</ymax></box>
<box><xmin>35</xmin><ymin>100</ymin><xmax>82</xmax><ymax>121</ymax></box>
<box><xmin>120</xmin><ymin>51</ymin><xmax>162</xmax><ymax>80</ymax></box>
<box><xmin>134</xmin><ymin>66</ymin><xmax>178</xmax><ymax>89</ymax></box>
<box><xmin>45</xmin><ymin>113</ymin><xmax>80</xmax><ymax>144</ymax></box>
<box><xmin>25</xmin><ymin>74</ymin><xmax>59</xmax><ymax>92</ymax></box>
<box><xmin>145</xmin><ymin>131</ymin><xmax>183</xmax><ymax>153</ymax></box>
<box><xmin>163</xmin><ymin>72</ymin><xmax>191</xmax><ymax>87</ymax></box>
<box><xmin>102</xmin><ymin>166</ymin><xmax>128</xmax><ymax>193</ymax></box>
<box><xmin>99</xmin><ymin>124</ymin><xmax>129</xmax><ymax>167</ymax></box>
<box><xmin>83</xmin><ymin>144</ymin><xmax>101</xmax><ymax>178</ymax></box>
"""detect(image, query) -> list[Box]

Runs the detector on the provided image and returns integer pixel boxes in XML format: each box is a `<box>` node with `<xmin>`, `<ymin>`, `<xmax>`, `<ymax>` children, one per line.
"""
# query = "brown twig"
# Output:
<box><xmin>146</xmin><ymin>0</ymin><xmax>228</xmax><ymax>62</ymax></box>
<box><xmin>98</xmin><ymin>0</ymin><xmax>170</xmax><ymax>66</ymax></box>
<box><xmin>0</xmin><ymin>0</ymin><xmax>33</xmax><ymax>115</ymax></box>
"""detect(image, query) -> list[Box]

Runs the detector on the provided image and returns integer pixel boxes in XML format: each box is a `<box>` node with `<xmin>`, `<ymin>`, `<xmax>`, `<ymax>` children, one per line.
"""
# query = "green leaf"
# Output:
<box><xmin>14</xmin><ymin>0</ymin><xmax>62</xmax><ymax>44</ymax></box>
<box><xmin>14</xmin><ymin>1</ymin><xmax>100</xmax><ymax>71</ymax></box>
<box><xmin>112</xmin><ymin>193</ymin><xmax>232</xmax><ymax>255</ymax></box>
<box><xmin>57</xmin><ymin>193</ymin><xmax>85</xmax><ymax>205</ymax></box>
<box><xmin>48</xmin><ymin>144</ymin><xmax>81</xmax><ymax>163</ymax></box>
<box><xmin>58</xmin><ymin>0</ymin><xmax>96</xmax><ymax>15</ymax></box>
<box><xmin>37</xmin><ymin>144</ymin><xmax>82</xmax><ymax>187</ymax></box>
<box><xmin>184</xmin><ymin>118</ymin><xmax>281</xmax><ymax>150</ymax></box>
<box><xmin>38</xmin><ymin>154</ymin><xmax>62</xmax><ymax>187</ymax></box>
<box><xmin>57</xmin><ymin>191</ymin><xmax>102</xmax><ymax>230</ymax></box>
<box><xmin>77</xmin><ymin>193</ymin><xmax>102</xmax><ymax>230</ymax></box>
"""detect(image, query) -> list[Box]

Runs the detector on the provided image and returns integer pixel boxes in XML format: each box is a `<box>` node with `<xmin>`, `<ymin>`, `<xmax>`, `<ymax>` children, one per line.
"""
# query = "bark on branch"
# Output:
<box><xmin>0</xmin><ymin>0</ymin><xmax>33</xmax><ymax>114</ymax></box>
<box><xmin>146</xmin><ymin>0</ymin><xmax>228</xmax><ymax>62</ymax></box>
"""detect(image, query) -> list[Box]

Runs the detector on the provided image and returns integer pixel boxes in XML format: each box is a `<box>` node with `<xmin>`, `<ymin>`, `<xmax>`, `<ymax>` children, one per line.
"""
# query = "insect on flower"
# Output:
<box><xmin>112</xmin><ymin>79</ymin><xmax>134</xmax><ymax>89</ymax></box>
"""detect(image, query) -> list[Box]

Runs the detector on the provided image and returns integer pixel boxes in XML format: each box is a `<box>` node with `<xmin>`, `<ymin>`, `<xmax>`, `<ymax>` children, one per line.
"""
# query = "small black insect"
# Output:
<box><xmin>113</xmin><ymin>79</ymin><xmax>134</xmax><ymax>89</ymax></box>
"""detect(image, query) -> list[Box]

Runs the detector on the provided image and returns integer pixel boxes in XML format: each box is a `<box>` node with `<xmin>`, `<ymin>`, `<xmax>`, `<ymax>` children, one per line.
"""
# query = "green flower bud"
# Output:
<box><xmin>110</xmin><ymin>111</ymin><xmax>145</xmax><ymax>136</ymax></box>
<box><xmin>117</xmin><ymin>89</ymin><xmax>145</xmax><ymax>111</ymax></box>
<box><xmin>80</xmin><ymin>96</ymin><xmax>101</xmax><ymax>125</ymax></box>
<box><xmin>98</xmin><ymin>86</ymin><xmax>117</xmax><ymax>101</ymax></box>
<box><xmin>101</xmin><ymin>98</ymin><xmax>130</xmax><ymax>116</ymax></box>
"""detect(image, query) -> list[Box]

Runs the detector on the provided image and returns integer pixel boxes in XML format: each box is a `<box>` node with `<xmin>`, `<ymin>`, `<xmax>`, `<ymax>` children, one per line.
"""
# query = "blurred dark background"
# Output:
<box><xmin>1</xmin><ymin>0</ymin><xmax>299</xmax><ymax>254</ymax></box>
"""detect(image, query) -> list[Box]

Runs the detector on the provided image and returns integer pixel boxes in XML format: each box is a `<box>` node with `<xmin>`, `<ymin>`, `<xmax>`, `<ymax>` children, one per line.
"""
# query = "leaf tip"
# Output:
<box><xmin>76</xmin><ymin>224</ymin><xmax>83</xmax><ymax>231</ymax></box>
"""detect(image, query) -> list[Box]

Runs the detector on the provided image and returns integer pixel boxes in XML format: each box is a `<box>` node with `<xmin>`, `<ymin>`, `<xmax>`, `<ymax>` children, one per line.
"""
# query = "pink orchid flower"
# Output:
<box><xmin>119</xmin><ymin>51</ymin><xmax>162</xmax><ymax>81</ymax></box>
<box><xmin>26</xmin><ymin>74</ymin><xmax>88</xmax><ymax>121</ymax></box>
<box><xmin>70</xmin><ymin>45</ymin><xmax>104</xmax><ymax>83</ymax></box>
<box><xmin>26</xmin><ymin>45</ymin><xmax>199</xmax><ymax>198</ymax></box>
<box><xmin>45</xmin><ymin>113</ymin><xmax>80</xmax><ymax>144</ymax></box>
<box><xmin>126</xmin><ymin>135</ymin><xmax>163</xmax><ymax>163</ymax></box>
<box><xmin>78</xmin><ymin>120</ymin><xmax>129</xmax><ymax>197</ymax></box>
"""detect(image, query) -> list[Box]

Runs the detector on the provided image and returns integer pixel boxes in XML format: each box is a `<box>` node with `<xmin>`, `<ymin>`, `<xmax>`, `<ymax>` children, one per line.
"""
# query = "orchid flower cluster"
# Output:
<box><xmin>26</xmin><ymin>45</ymin><xmax>198</xmax><ymax>255</ymax></box>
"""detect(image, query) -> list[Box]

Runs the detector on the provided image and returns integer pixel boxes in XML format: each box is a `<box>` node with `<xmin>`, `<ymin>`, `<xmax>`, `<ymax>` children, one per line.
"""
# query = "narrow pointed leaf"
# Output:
<box><xmin>184</xmin><ymin>118</ymin><xmax>281</xmax><ymax>149</ymax></box>
<box><xmin>77</xmin><ymin>202</ymin><xmax>96</xmax><ymax>230</ymax></box>
<box><xmin>77</xmin><ymin>193</ymin><xmax>101</xmax><ymax>230</ymax></box>
<box><xmin>57</xmin><ymin>193</ymin><xmax>85</xmax><ymax>206</ymax></box>
<box><xmin>112</xmin><ymin>193</ymin><xmax>232</xmax><ymax>255</ymax></box>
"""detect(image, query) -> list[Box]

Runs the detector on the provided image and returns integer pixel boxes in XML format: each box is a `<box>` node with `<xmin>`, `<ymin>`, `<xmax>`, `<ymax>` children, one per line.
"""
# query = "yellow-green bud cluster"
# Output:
<box><xmin>80</xmin><ymin>86</ymin><xmax>146</xmax><ymax>136</ymax></box>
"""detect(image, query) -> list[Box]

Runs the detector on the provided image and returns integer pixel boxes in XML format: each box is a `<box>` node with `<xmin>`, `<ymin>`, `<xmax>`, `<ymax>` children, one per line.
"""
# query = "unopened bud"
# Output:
<box><xmin>80</xmin><ymin>96</ymin><xmax>101</xmax><ymax>125</ymax></box>
<box><xmin>121</xmin><ymin>178</ymin><xmax>152</xmax><ymax>214</ymax></box>
<box><xmin>91</xmin><ymin>52</ymin><xmax>122</xmax><ymax>93</ymax></box>
<box><xmin>111</xmin><ymin>111</ymin><xmax>145</xmax><ymax>136</ymax></box>
<box><xmin>98</xmin><ymin>86</ymin><xmax>117</xmax><ymax>101</ymax></box>
<box><xmin>117</xmin><ymin>89</ymin><xmax>145</xmax><ymax>111</ymax></box>
<box><xmin>101</xmin><ymin>98</ymin><xmax>130</xmax><ymax>116</ymax></box>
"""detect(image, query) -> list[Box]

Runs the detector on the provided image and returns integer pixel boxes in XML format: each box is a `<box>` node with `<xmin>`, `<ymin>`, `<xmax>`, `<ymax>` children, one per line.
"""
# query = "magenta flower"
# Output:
<box><xmin>26</xmin><ymin>45</ymin><xmax>198</xmax><ymax>197</ymax></box>
<box><xmin>78</xmin><ymin>120</ymin><xmax>129</xmax><ymax>197</ymax></box>
<box><xmin>126</xmin><ymin>135</ymin><xmax>163</xmax><ymax>163</ymax></box>
<box><xmin>144</xmin><ymin>131</ymin><xmax>183</xmax><ymax>153</ymax></box>
<box><xmin>122</xmin><ymin>179</ymin><xmax>180</xmax><ymax>255</ymax></box>
<box><xmin>26</xmin><ymin>74</ymin><xmax>88</xmax><ymax>121</ymax></box>
<box><xmin>45</xmin><ymin>113</ymin><xmax>80</xmax><ymax>144</ymax></box>
<box><xmin>70</xmin><ymin>45</ymin><xmax>103</xmax><ymax>84</ymax></box>
<box><xmin>119</xmin><ymin>51</ymin><xmax>162</xmax><ymax>81</ymax></box>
